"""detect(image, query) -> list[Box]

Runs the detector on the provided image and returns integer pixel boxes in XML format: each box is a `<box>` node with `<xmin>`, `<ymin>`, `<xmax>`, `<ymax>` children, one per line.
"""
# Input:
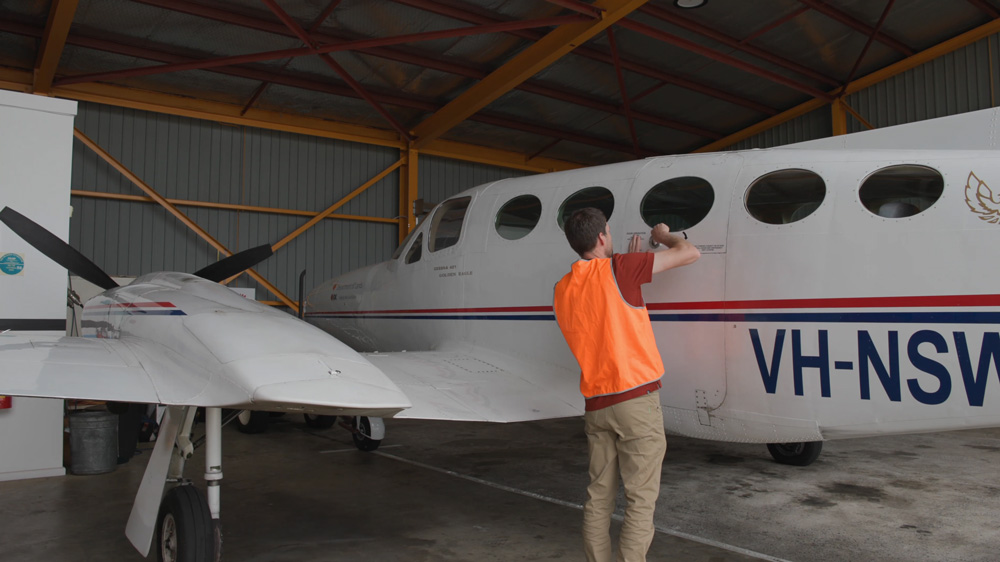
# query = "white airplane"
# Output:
<box><xmin>0</xmin><ymin>207</ymin><xmax>411</xmax><ymax>561</ymax></box>
<box><xmin>305</xmin><ymin>115</ymin><xmax>1000</xmax><ymax>469</ymax></box>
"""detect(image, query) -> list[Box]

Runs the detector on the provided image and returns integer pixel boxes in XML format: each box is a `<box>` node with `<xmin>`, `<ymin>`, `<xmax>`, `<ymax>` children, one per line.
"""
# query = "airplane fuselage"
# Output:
<box><xmin>307</xmin><ymin>148</ymin><xmax>1000</xmax><ymax>444</ymax></box>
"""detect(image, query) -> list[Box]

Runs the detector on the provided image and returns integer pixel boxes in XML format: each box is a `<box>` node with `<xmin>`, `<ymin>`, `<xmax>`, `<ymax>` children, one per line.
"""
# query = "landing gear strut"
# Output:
<box><xmin>128</xmin><ymin>406</ymin><xmax>224</xmax><ymax>562</ymax></box>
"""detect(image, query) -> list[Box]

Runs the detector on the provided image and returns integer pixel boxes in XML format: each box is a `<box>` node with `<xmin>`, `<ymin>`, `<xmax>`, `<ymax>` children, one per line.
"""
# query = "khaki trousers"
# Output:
<box><xmin>582</xmin><ymin>391</ymin><xmax>666</xmax><ymax>562</ymax></box>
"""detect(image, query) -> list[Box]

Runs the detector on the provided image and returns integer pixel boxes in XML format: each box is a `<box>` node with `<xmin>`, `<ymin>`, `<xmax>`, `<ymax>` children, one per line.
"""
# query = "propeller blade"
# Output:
<box><xmin>193</xmin><ymin>244</ymin><xmax>273</xmax><ymax>283</ymax></box>
<box><xmin>0</xmin><ymin>207</ymin><xmax>118</xmax><ymax>291</ymax></box>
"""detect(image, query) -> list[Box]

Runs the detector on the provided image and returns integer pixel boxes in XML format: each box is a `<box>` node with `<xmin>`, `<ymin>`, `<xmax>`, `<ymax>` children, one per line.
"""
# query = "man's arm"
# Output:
<box><xmin>649</xmin><ymin>224</ymin><xmax>700</xmax><ymax>274</ymax></box>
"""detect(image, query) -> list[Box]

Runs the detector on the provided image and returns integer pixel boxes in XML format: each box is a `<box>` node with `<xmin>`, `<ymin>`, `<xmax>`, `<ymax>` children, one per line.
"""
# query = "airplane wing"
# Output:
<box><xmin>365</xmin><ymin>347</ymin><xmax>583</xmax><ymax>422</ymax></box>
<box><xmin>0</xmin><ymin>331</ymin><xmax>411</xmax><ymax>417</ymax></box>
<box><xmin>0</xmin><ymin>332</ymin><xmax>162</xmax><ymax>403</ymax></box>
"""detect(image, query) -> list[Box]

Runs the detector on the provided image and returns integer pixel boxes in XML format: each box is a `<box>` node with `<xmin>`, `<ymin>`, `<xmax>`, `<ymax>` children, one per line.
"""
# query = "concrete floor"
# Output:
<box><xmin>2</xmin><ymin>415</ymin><xmax>999</xmax><ymax>561</ymax></box>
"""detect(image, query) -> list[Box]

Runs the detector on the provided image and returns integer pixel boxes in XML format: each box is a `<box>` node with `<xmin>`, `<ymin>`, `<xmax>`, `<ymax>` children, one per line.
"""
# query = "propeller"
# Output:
<box><xmin>192</xmin><ymin>244</ymin><xmax>274</xmax><ymax>282</ymax></box>
<box><xmin>1</xmin><ymin>206</ymin><xmax>274</xmax><ymax>288</ymax></box>
<box><xmin>0</xmin><ymin>206</ymin><xmax>118</xmax><ymax>290</ymax></box>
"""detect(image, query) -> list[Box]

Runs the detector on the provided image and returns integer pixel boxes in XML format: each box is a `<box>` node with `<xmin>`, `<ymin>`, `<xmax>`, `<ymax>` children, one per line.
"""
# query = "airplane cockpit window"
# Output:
<box><xmin>392</xmin><ymin>227</ymin><xmax>420</xmax><ymax>260</ymax></box>
<box><xmin>745</xmin><ymin>169</ymin><xmax>825</xmax><ymax>225</ymax></box>
<box><xmin>640</xmin><ymin>176</ymin><xmax>714</xmax><ymax>231</ymax></box>
<box><xmin>429</xmin><ymin>196</ymin><xmax>471</xmax><ymax>252</ymax></box>
<box><xmin>495</xmin><ymin>194</ymin><xmax>542</xmax><ymax>240</ymax></box>
<box><xmin>558</xmin><ymin>186</ymin><xmax>615</xmax><ymax>229</ymax></box>
<box><xmin>859</xmin><ymin>165</ymin><xmax>943</xmax><ymax>218</ymax></box>
<box><xmin>405</xmin><ymin>233</ymin><xmax>423</xmax><ymax>264</ymax></box>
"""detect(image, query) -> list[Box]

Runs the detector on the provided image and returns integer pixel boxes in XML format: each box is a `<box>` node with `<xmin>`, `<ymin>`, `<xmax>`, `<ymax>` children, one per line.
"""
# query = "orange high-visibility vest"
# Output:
<box><xmin>553</xmin><ymin>258</ymin><xmax>664</xmax><ymax>399</ymax></box>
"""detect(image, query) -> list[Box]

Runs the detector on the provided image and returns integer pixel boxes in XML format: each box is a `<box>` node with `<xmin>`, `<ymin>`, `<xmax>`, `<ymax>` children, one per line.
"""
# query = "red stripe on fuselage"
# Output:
<box><xmin>309</xmin><ymin>294</ymin><xmax>1000</xmax><ymax>316</ymax></box>
<box><xmin>86</xmin><ymin>302</ymin><xmax>177</xmax><ymax>309</ymax></box>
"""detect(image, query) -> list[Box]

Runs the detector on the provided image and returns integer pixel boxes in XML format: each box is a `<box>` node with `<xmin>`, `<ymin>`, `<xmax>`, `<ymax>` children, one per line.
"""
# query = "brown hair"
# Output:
<box><xmin>564</xmin><ymin>207</ymin><xmax>606</xmax><ymax>256</ymax></box>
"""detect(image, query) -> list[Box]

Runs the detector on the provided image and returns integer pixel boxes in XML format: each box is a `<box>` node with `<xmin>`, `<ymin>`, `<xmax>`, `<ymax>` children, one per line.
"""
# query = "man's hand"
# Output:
<box><xmin>628</xmin><ymin>233</ymin><xmax>642</xmax><ymax>253</ymax></box>
<box><xmin>651</xmin><ymin>224</ymin><xmax>670</xmax><ymax>245</ymax></box>
<box><xmin>649</xmin><ymin>223</ymin><xmax>701</xmax><ymax>274</ymax></box>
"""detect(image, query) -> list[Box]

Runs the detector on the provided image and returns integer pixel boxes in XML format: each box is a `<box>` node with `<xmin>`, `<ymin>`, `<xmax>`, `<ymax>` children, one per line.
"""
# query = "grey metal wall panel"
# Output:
<box><xmin>729</xmin><ymin>33</ymin><xmax>1000</xmax><ymax>150</ymax></box>
<box><xmin>418</xmin><ymin>155</ymin><xmax>531</xmax><ymax>207</ymax></box>
<box><xmin>844</xmin><ymin>35</ymin><xmax>996</xmax><ymax>133</ymax></box>
<box><xmin>69</xmin><ymin>102</ymin><xmax>528</xmax><ymax>305</ymax></box>
<box><xmin>727</xmin><ymin>108</ymin><xmax>832</xmax><ymax>151</ymax></box>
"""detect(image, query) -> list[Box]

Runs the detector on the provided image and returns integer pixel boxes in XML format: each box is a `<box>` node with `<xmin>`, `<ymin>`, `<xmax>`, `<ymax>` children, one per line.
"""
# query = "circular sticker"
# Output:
<box><xmin>0</xmin><ymin>253</ymin><xmax>24</xmax><ymax>276</ymax></box>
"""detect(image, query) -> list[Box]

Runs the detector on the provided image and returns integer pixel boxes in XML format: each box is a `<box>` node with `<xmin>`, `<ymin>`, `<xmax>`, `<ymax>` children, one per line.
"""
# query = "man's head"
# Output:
<box><xmin>564</xmin><ymin>207</ymin><xmax>611</xmax><ymax>258</ymax></box>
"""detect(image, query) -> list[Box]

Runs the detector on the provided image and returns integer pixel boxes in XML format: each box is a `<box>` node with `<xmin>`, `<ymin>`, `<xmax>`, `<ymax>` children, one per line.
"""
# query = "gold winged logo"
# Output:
<box><xmin>965</xmin><ymin>172</ymin><xmax>1000</xmax><ymax>224</ymax></box>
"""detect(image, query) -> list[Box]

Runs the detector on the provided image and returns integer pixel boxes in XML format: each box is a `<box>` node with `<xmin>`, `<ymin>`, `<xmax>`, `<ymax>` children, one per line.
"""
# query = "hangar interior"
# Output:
<box><xmin>3</xmin><ymin>1</ymin><xmax>1000</xmax><ymax>561</ymax></box>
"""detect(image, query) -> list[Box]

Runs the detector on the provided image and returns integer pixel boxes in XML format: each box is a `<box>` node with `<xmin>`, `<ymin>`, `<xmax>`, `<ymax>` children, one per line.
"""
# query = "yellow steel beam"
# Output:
<box><xmin>695</xmin><ymin>17</ymin><xmax>1000</xmax><ymax>153</ymax></box>
<box><xmin>73</xmin><ymin>128</ymin><xmax>298</xmax><ymax>310</ymax></box>
<box><xmin>409</xmin><ymin>0</ymin><xmax>650</xmax><ymax>149</ymax></box>
<box><xmin>840</xmin><ymin>100</ymin><xmax>876</xmax><ymax>131</ymax></box>
<box><xmin>0</xmin><ymin>68</ymin><xmax>579</xmax><ymax>172</ymax></box>
<box><xmin>398</xmin><ymin>147</ymin><xmax>419</xmax><ymax>244</ymax></box>
<box><xmin>70</xmin><ymin>190</ymin><xmax>400</xmax><ymax>224</ymax></box>
<box><xmin>34</xmin><ymin>0</ymin><xmax>79</xmax><ymax>94</ymax></box>
<box><xmin>272</xmin><ymin>158</ymin><xmax>404</xmax><ymax>252</ymax></box>
<box><xmin>831</xmin><ymin>98</ymin><xmax>847</xmax><ymax>136</ymax></box>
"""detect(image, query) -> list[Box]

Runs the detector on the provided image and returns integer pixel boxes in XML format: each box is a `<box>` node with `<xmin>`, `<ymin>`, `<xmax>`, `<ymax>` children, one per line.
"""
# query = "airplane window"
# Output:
<box><xmin>393</xmin><ymin>227</ymin><xmax>420</xmax><ymax>260</ymax></box>
<box><xmin>640</xmin><ymin>176</ymin><xmax>714</xmax><ymax>231</ymax></box>
<box><xmin>495</xmin><ymin>195</ymin><xmax>542</xmax><ymax>240</ymax></box>
<box><xmin>859</xmin><ymin>165</ymin><xmax>943</xmax><ymax>218</ymax></box>
<box><xmin>558</xmin><ymin>186</ymin><xmax>615</xmax><ymax>229</ymax></box>
<box><xmin>429</xmin><ymin>196</ymin><xmax>471</xmax><ymax>252</ymax></box>
<box><xmin>405</xmin><ymin>233</ymin><xmax>423</xmax><ymax>264</ymax></box>
<box><xmin>745</xmin><ymin>169</ymin><xmax>825</xmax><ymax>225</ymax></box>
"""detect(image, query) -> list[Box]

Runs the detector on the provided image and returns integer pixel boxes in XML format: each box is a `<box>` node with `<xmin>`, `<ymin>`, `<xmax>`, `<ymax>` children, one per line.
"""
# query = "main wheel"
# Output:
<box><xmin>236</xmin><ymin>410</ymin><xmax>269</xmax><ymax>434</ymax></box>
<box><xmin>157</xmin><ymin>486</ymin><xmax>214</xmax><ymax>562</ymax></box>
<box><xmin>766</xmin><ymin>441</ymin><xmax>822</xmax><ymax>466</ymax></box>
<box><xmin>303</xmin><ymin>413</ymin><xmax>336</xmax><ymax>429</ymax></box>
<box><xmin>352</xmin><ymin>416</ymin><xmax>381</xmax><ymax>452</ymax></box>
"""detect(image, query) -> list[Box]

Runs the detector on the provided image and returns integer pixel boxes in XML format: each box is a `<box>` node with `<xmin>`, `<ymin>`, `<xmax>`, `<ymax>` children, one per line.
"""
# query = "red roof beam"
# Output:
<box><xmin>388</xmin><ymin>0</ymin><xmax>779</xmax><ymax>115</ymax></box>
<box><xmin>262</xmin><ymin>0</ymin><xmax>411</xmax><ymax>139</ymax></box>
<box><xmin>639</xmin><ymin>3</ymin><xmax>839</xmax><ymax>87</ymax></box>
<box><xmin>606</xmin><ymin>27</ymin><xmax>640</xmax><ymax>157</ymax></box>
<box><xmin>618</xmin><ymin>19</ymin><xmax>834</xmax><ymax>101</ymax></box>
<box><xmin>965</xmin><ymin>0</ymin><xmax>1000</xmax><ymax>19</ymax></box>
<box><xmin>53</xmin><ymin>14</ymin><xmax>589</xmax><ymax>87</ymax></box>
<box><xmin>797</xmin><ymin>0</ymin><xmax>913</xmax><ymax>56</ymax></box>
<box><xmin>740</xmin><ymin>7</ymin><xmax>810</xmax><ymax>45</ymax></box>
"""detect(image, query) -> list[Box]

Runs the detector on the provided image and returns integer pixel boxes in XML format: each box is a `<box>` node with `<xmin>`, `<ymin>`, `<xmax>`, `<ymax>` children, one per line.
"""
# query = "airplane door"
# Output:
<box><xmin>622</xmin><ymin>154</ymin><xmax>741</xmax><ymax>428</ymax></box>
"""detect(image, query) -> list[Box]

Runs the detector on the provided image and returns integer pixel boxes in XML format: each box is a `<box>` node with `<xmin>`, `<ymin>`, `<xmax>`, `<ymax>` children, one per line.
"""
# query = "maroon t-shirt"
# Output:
<box><xmin>611</xmin><ymin>252</ymin><xmax>654</xmax><ymax>307</ymax></box>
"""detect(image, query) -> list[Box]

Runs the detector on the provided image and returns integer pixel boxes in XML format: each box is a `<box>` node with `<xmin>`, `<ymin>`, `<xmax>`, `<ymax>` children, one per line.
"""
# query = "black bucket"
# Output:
<box><xmin>68</xmin><ymin>411</ymin><xmax>118</xmax><ymax>475</ymax></box>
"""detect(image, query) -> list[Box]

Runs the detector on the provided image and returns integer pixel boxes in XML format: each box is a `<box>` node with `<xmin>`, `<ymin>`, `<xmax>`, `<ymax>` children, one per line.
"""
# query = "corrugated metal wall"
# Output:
<box><xmin>69</xmin><ymin>102</ymin><xmax>525</xmax><ymax>304</ymax></box>
<box><xmin>728</xmin><ymin>33</ymin><xmax>1000</xmax><ymax>149</ymax></box>
<box><xmin>417</xmin><ymin>154</ymin><xmax>531</xmax><ymax>208</ymax></box>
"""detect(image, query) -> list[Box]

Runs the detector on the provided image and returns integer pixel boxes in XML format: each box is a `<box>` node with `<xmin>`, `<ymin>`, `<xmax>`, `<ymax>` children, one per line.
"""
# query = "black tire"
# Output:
<box><xmin>236</xmin><ymin>410</ymin><xmax>269</xmax><ymax>434</ymax></box>
<box><xmin>303</xmin><ymin>413</ymin><xmax>336</xmax><ymax>429</ymax></box>
<box><xmin>352</xmin><ymin>416</ymin><xmax>381</xmax><ymax>452</ymax></box>
<box><xmin>766</xmin><ymin>441</ymin><xmax>823</xmax><ymax>466</ymax></box>
<box><xmin>157</xmin><ymin>486</ymin><xmax>214</xmax><ymax>562</ymax></box>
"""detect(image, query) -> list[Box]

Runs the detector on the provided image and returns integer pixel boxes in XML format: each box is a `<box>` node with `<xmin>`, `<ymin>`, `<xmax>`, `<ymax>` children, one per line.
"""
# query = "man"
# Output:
<box><xmin>553</xmin><ymin>207</ymin><xmax>700</xmax><ymax>562</ymax></box>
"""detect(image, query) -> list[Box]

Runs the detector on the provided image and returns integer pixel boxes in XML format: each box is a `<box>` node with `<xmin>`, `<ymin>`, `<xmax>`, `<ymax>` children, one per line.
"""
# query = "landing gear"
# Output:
<box><xmin>157</xmin><ymin>486</ymin><xmax>213</xmax><ymax>562</ymax></box>
<box><xmin>348</xmin><ymin>416</ymin><xmax>383</xmax><ymax>452</ymax></box>
<box><xmin>766</xmin><ymin>441</ymin><xmax>823</xmax><ymax>466</ymax></box>
<box><xmin>303</xmin><ymin>413</ymin><xmax>337</xmax><ymax>429</ymax></box>
<box><xmin>128</xmin><ymin>406</ymin><xmax>224</xmax><ymax>562</ymax></box>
